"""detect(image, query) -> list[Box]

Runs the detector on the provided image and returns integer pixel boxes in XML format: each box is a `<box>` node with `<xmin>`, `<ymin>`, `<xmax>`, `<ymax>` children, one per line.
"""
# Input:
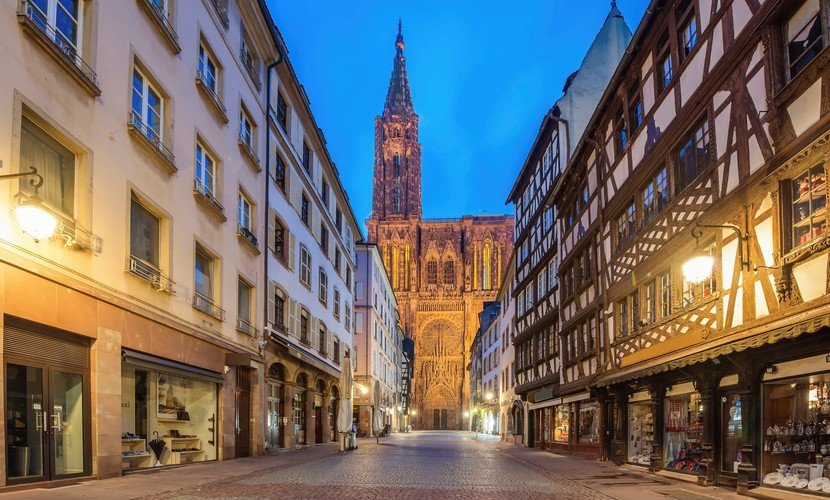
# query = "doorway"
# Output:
<box><xmin>5</xmin><ymin>363</ymin><xmax>89</xmax><ymax>484</ymax></box>
<box><xmin>315</xmin><ymin>406</ymin><xmax>324</xmax><ymax>443</ymax></box>
<box><xmin>717</xmin><ymin>390</ymin><xmax>743</xmax><ymax>486</ymax></box>
<box><xmin>234</xmin><ymin>368</ymin><xmax>251</xmax><ymax>458</ymax></box>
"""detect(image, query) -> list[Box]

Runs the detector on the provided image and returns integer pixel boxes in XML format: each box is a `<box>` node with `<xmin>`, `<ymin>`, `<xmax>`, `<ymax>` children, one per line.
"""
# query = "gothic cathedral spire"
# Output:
<box><xmin>369</xmin><ymin>21</ymin><xmax>422</xmax><ymax>226</ymax></box>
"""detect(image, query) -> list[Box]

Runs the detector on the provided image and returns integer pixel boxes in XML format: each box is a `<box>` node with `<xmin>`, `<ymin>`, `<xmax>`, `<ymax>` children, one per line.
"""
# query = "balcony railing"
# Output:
<box><xmin>193</xmin><ymin>179</ymin><xmax>226</xmax><ymax>221</ymax></box>
<box><xmin>236</xmin><ymin>316</ymin><xmax>256</xmax><ymax>336</ymax></box>
<box><xmin>237</xmin><ymin>134</ymin><xmax>261</xmax><ymax>171</ymax></box>
<box><xmin>17</xmin><ymin>0</ymin><xmax>100</xmax><ymax>95</ymax></box>
<box><xmin>237</xmin><ymin>224</ymin><xmax>259</xmax><ymax>251</ymax></box>
<box><xmin>136</xmin><ymin>0</ymin><xmax>180</xmax><ymax>53</ymax></box>
<box><xmin>193</xmin><ymin>292</ymin><xmax>225</xmax><ymax>321</ymax></box>
<box><xmin>196</xmin><ymin>72</ymin><xmax>228</xmax><ymax>123</ymax></box>
<box><xmin>128</xmin><ymin>111</ymin><xmax>177</xmax><ymax>172</ymax></box>
<box><xmin>126</xmin><ymin>256</ymin><xmax>175</xmax><ymax>293</ymax></box>
<box><xmin>210</xmin><ymin>0</ymin><xmax>229</xmax><ymax>29</ymax></box>
<box><xmin>241</xmin><ymin>48</ymin><xmax>262</xmax><ymax>90</ymax></box>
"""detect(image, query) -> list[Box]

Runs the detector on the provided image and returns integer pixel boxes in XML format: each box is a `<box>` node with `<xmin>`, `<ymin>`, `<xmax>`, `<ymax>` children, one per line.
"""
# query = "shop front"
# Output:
<box><xmin>4</xmin><ymin>316</ymin><xmax>91</xmax><ymax>485</ymax></box>
<box><xmin>529</xmin><ymin>392</ymin><xmax>602</xmax><ymax>459</ymax></box>
<box><xmin>120</xmin><ymin>350</ymin><xmax>221</xmax><ymax>469</ymax></box>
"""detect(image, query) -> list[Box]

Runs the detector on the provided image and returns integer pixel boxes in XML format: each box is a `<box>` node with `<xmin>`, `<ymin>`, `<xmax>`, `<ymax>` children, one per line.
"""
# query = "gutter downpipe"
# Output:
<box><xmin>264</xmin><ymin>53</ymin><xmax>284</xmax><ymax>346</ymax></box>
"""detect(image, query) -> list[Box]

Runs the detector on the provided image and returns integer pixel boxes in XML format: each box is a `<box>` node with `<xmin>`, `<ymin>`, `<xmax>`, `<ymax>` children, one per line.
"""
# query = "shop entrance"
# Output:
<box><xmin>4</xmin><ymin>318</ymin><xmax>90</xmax><ymax>484</ymax></box>
<box><xmin>716</xmin><ymin>391</ymin><xmax>743</xmax><ymax>486</ymax></box>
<box><xmin>315</xmin><ymin>406</ymin><xmax>324</xmax><ymax>443</ymax></box>
<box><xmin>234</xmin><ymin>368</ymin><xmax>251</xmax><ymax>458</ymax></box>
<box><xmin>6</xmin><ymin>364</ymin><xmax>88</xmax><ymax>483</ymax></box>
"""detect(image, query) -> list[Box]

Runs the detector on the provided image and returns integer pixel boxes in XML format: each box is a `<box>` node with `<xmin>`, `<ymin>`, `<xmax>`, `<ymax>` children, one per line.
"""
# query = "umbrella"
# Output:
<box><xmin>337</xmin><ymin>355</ymin><xmax>353</xmax><ymax>449</ymax></box>
<box><xmin>373</xmin><ymin>408</ymin><xmax>383</xmax><ymax>437</ymax></box>
<box><xmin>148</xmin><ymin>431</ymin><xmax>166</xmax><ymax>466</ymax></box>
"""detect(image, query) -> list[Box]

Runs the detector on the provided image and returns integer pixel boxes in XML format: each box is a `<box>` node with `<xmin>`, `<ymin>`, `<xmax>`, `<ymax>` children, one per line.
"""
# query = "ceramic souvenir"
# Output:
<box><xmin>781</xmin><ymin>476</ymin><xmax>799</xmax><ymax>488</ymax></box>
<box><xmin>797</xmin><ymin>478</ymin><xmax>810</xmax><ymax>489</ymax></box>
<box><xmin>763</xmin><ymin>472</ymin><xmax>782</xmax><ymax>485</ymax></box>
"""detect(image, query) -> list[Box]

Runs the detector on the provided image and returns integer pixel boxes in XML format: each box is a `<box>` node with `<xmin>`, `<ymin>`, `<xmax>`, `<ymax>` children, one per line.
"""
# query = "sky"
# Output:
<box><xmin>267</xmin><ymin>0</ymin><xmax>651</xmax><ymax>232</ymax></box>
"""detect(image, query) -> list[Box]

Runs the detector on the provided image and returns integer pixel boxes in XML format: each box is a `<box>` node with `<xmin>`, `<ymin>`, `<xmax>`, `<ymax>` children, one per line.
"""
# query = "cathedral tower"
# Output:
<box><xmin>370</xmin><ymin>21</ymin><xmax>422</xmax><ymax>222</ymax></box>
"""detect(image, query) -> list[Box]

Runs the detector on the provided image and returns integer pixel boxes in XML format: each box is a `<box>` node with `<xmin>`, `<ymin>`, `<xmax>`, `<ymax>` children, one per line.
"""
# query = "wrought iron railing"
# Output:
<box><xmin>196</xmin><ymin>71</ymin><xmax>227</xmax><ymax>117</ymax></box>
<box><xmin>129</xmin><ymin>111</ymin><xmax>175</xmax><ymax>165</ymax></box>
<box><xmin>238</xmin><ymin>133</ymin><xmax>260</xmax><ymax>165</ymax></box>
<box><xmin>126</xmin><ymin>256</ymin><xmax>175</xmax><ymax>293</ymax></box>
<box><xmin>193</xmin><ymin>292</ymin><xmax>225</xmax><ymax>321</ymax></box>
<box><xmin>237</xmin><ymin>224</ymin><xmax>258</xmax><ymax>248</ymax></box>
<box><xmin>18</xmin><ymin>0</ymin><xmax>99</xmax><ymax>88</ymax></box>
<box><xmin>236</xmin><ymin>316</ymin><xmax>256</xmax><ymax>336</ymax></box>
<box><xmin>240</xmin><ymin>47</ymin><xmax>261</xmax><ymax>90</ymax></box>
<box><xmin>141</xmin><ymin>0</ymin><xmax>178</xmax><ymax>41</ymax></box>
<box><xmin>210</xmin><ymin>0</ymin><xmax>229</xmax><ymax>28</ymax></box>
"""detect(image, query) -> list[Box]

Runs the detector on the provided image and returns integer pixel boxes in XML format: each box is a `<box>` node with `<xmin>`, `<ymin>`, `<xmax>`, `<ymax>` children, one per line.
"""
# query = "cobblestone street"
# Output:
<box><xmin>2</xmin><ymin>432</ymin><xmax>756</xmax><ymax>500</ymax></box>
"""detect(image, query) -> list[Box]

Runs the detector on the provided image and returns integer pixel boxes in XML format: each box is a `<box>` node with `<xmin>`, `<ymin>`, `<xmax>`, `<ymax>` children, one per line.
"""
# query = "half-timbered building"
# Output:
<box><xmin>574</xmin><ymin>0</ymin><xmax>830</xmax><ymax>494</ymax></box>
<box><xmin>507</xmin><ymin>4</ymin><xmax>632</xmax><ymax>459</ymax></box>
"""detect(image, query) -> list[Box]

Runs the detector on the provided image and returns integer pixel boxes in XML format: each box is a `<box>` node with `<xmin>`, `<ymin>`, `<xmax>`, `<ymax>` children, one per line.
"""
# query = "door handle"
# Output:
<box><xmin>51</xmin><ymin>413</ymin><xmax>61</xmax><ymax>432</ymax></box>
<box><xmin>35</xmin><ymin>411</ymin><xmax>43</xmax><ymax>431</ymax></box>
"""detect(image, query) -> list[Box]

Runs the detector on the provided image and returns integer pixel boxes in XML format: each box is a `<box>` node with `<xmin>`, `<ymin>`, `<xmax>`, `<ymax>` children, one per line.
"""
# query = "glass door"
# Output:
<box><xmin>51</xmin><ymin>370</ymin><xmax>86</xmax><ymax>478</ymax></box>
<box><xmin>720</xmin><ymin>392</ymin><xmax>743</xmax><ymax>476</ymax></box>
<box><xmin>5</xmin><ymin>363</ymin><xmax>46</xmax><ymax>483</ymax></box>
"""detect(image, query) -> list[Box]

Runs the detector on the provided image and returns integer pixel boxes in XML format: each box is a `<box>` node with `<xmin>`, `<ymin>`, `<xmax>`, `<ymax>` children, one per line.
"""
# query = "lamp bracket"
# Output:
<box><xmin>1</xmin><ymin>166</ymin><xmax>43</xmax><ymax>190</ymax></box>
<box><xmin>691</xmin><ymin>222</ymin><xmax>751</xmax><ymax>270</ymax></box>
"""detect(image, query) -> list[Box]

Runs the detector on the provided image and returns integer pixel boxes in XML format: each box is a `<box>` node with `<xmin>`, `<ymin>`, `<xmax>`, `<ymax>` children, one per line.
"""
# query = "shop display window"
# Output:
<box><xmin>790</xmin><ymin>165</ymin><xmax>826</xmax><ymax>248</ymax></box>
<box><xmin>761</xmin><ymin>374</ymin><xmax>830</xmax><ymax>490</ymax></box>
<box><xmin>663</xmin><ymin>391</ymin><xmax>703</xmax><ymax>474</ymax></box>
<box><xmin>554</xmin><ymin>404</ymin><xmax>570</xmax><ymax>443</ymax></box>
<box><xmin>542</xmin><ymin>407</ymin><xmax>552</xmax><ymax>444</ymax></box>
<box><xmin>721</xmin><ymin>394</ymin><xmax>744</xmax><ymax>473</ymax></box>
<box><xmin>628</xmin><ymin>402</ymin><xmax>654</xmax><ymax>465</ymax></box>
<box><xmin>121</xmin><ymin>365</ymin><xmax>218</xmax><ymax>469</ymax></box>
<box><xmin>578</xmin><ymin>401</ymin><xmax>600</xmax><ymax>444</ymax></box>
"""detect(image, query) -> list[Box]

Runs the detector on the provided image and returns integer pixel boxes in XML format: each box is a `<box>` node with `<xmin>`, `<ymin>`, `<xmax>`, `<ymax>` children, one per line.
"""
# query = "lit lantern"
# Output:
<box><xmin>14</xmin><ymin>197</ymin><xmax>57</xmax><ymax>242</ymax></box>
<box><xmin>682</xmin><ymin>253</ymin><xmax>714</xmax><ymax>284</ymax></box>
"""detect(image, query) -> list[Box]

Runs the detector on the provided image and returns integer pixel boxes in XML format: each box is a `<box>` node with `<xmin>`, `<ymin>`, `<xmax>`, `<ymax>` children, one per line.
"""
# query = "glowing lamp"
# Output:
<box><xmin>15</xmin><ymin>198</ymin><xmax>57</xmax><ymax>242</ymax></box>
<box><xmin>682</xmin><ymin>253</ymin><xmax>714</xmax><ymax>284</ymax></box>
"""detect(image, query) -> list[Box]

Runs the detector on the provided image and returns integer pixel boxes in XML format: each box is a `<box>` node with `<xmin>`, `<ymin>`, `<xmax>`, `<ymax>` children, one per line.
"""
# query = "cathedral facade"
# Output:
<box><xmin>366</xmin><ymin>23</ymin><xmax>513</xmax><ymax>430</ymax></box>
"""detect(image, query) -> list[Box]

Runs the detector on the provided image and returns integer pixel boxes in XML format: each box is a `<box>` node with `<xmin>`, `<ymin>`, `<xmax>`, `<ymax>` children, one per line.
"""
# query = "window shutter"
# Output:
<box><xmin>311</xmin><ymin>318</ymin><xmax>319</xmax><ymax>348</ymax></box>
<box><xmin>267</xmin><ymin>281</ymin><xmax>276</xmax><ymax>325</ymax></box>
<box><xmin>267</xmin><ymin>209</ymin><xmax>276</xmax><ymax>254</ymax></box>
<box><xmin>290</xmin><ymin>300</ymin><xmax>300</xmax><ymax>339</ymax></box>
<box><xmin>328</xmin><ymin>333</ymin><xmax>334</xmax><ymax>360</ymax></box>
<box><xmin>288</xmin><ymin>233</ymin><xmax>296</xmax><ymax>271</ymax></box>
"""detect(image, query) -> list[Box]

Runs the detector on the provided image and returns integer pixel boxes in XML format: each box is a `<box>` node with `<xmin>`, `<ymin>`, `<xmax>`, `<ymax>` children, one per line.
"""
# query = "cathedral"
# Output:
<box><xmin>366</xmin><ymin>22</ymin><xmax>514</xmax><ymax>430</ymax></box>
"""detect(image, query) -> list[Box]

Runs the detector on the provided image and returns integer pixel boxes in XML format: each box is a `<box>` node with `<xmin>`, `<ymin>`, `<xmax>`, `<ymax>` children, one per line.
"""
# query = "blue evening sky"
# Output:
<box><xmin>267</xmin><ymin>0</ymin><xmax>650</xmax><ymax>231</ymax></box>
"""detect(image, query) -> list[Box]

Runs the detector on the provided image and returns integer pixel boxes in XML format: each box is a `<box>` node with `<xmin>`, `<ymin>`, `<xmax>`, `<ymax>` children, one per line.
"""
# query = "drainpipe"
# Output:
<box><xmin>264</xmin><ymin>53</ymin><xmax>284</xmax><ymax>343</ymax></box>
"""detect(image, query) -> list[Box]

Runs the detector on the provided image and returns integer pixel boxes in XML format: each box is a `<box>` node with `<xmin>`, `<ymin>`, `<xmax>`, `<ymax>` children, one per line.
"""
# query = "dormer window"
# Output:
<box><xmin>786</xmin><ymin>1</ymin><xmax>825</xmax><ymax>80</ymax></box>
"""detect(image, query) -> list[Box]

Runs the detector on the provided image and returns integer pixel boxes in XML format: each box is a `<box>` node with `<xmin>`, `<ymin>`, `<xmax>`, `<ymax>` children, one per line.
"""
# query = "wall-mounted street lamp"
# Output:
<box><xmin>7</xmin><ymin>167</ymin><xmax>57</xmax><ymax>242</ymax></box>
<box><xmin>682</xmin><ymin>222</ymin><xmax>750</xmax><ymax>284</ymax></box>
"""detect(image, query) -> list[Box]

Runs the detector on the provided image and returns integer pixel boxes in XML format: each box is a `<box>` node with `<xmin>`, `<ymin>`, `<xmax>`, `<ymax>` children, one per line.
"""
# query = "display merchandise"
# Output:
<box><xmin>663</xmin><ymin>391</ymin><xmax>703</xmax><ymax>474</ymax></box>
<box><xmin>762</xmin><ymin>375</ymin><xmax>830</xmax><ymax>493</ymax></box>
<box><xmin>578</xmin><ymin>402</ymin><xmax>600</xmax><ymax>444</ymax></box>
<box><xmin>628</xmin><ymin>402</ymin><xmax>654</xmax><ymax>465</ymax></box>
<box><xmin>121</xmin><ymin>365</ymin><xmax>218</xmax><ymax>469</ymax></box>
<box><xmin>554</xmin><ymin>404</ymin><xmax>570</xmax><ymax>443</ymax></box>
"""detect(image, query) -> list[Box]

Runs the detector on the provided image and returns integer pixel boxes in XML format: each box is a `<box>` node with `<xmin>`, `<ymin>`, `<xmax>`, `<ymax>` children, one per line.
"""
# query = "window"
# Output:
<box><xmin>334</xmin><ymin>288</ymin><xmax>341</xmax><ymax>319</ymax></box>
<box><xmin>335</xmin><ymin>208</ymin><xmax>343</xmax><ymax>234</ymax></box>
<box><xmin>198</xmin><ymin>43</ymin><xmax>219</xmax><ymax>94</ymax></box>
<box><xmin>618</xmin><ymin>298</ymin><xmax>629</xmax><ymax>337</ymax></box>
<box><xmin>130</xmin><ymin>196</ymin><xmax>160</xmax><ymax>268</ymax></box>
<box><xmin>334</xmin><ymin>248</ymin><xmax>342</xmax><ymax>275</ymax></box>
<box><xmin>274</xmin><ymin>290</ymin><xmax>286</xmax><ymax>328</ymax></box>
<box><xmin>318</xmin><ymin>268</ymin><xmax>328</xmax><ymax>305</ymax></box>
<box><xmin>195</xmin><ymin>142</ymin><xmax>217</xmax><ymax>198</ymax></box>
<box><xmin>239</xmin><ymin>107</ymin><xmax>254</xmax><ymax>149</ymax></box>
<box><xmin>346</xmin><ymin>266</ymin><xmax>353</xmax><ymax>290</ymax></box>
<box><xmin>300</xmin><ymin>245</ymin><xmax>311</xmax><ymax>287</ymax></box>
<box><xmin>333</xmin><ymin>338</ymin><xmax>340</xmax><ymax>363</ymax></box>
<box><xmin>391</xmin><ymin>187</ymin><xmax>401</xmax><ymax>213</ymax></box>
<box><xmin>321</xmin><ymin>178</ymin><xmax>329</xmax><ymax>207</ymax></box>
<box><xmin>628</xmin><ymin>82</ymin><xmax>643</xmax><ymax>133</ymax></box>
<box><xmin>787</xmin><ymin>1</ymin><xmax>825</xmax><ymax>80</ymax></box>
<box><xmin>791</xmin><ymin>164</ymin><xmax>827</xmax><ymax>248</ymax></box>
<box><xmin>443</xmin><ymin>260</ymin><xmax>455</xmax><ymax>286</ymax></box>
<box><xmin>276</xmin><ymin>91</ymin><xmax>288</xmax><ymax>130</ymax></box>
<box><xmin>344</xmin><ymin>303</ymin><xmax>351</xmax><ymax>331</ymax></box>
<box><xmin>660</xmin><ymin>271</ymin><xmax>672</xmax><ymax>319</ymax></box>
<box><xmin>675</xmin><ymin>120</ymin><xmax>711</xmax><ymax>194</ymax></box>
<box><xmin>616</xmin><ymin>203</ymin><xmax>636</xmax><ymax>249</ymax></box>
<box><xmin>20</xmin><ymin>116</ymin><xmax>75</xmax><ymax>217</ymax></box>
<box><xmin>273</xmin><ymin>217</ymin><xmax>286</xmax><ymax>261</ymax></box>
<box><xmin>300</xmin><ymin>310</ymin><xmax>309</xmax><ymax>344</ymax></box>
<box><xmin>273</xmin><ymin>153</ymin><xmax>286</xmax><ymax>193</ymax></box>
<box><xmin>301</xmin><ymin>194</ymin><xmax>310</xmax><ymax>226</ymax></box>
<box><xmin>27</xmin><ymin>0</ymin><xmax>82</xmax><ymax>52</ymax></box>
<box><xmin>537</xmin><ymin>272</ymin><xmax>546</xmax><ymax>301</ymax></box>
<box><xmin>615</xmin><ymin>109</ymin><xmax>628</xmax><ymax>153</ymax></box>
<box><xmin>238</xmin><ymin>191</ymin><xmax>253</xmax><ymax>232</ymax></box>
<box><xmin>427</xmin><ymin>260</ymin><xmax>438</xmax><ymax>285</ymax></box>
<box><xmin>643</xmin><ymin>167</ymin><xmax>668</xmax><ymax>225</ymax></box>
<box><xmin>240</xmin><ymin>29</ymin><xmax>258</xmax><ymax>79</ymax></box>
<box><xmin>393</xmin><ymin>154</ymin><xmax>401</xmax><ymax>177</ymax></box>
<box><xmin>320</xmin><ymin>223</ymin><xmax>329</xmax><ymax>254</ymax></box>
<box><xmin>194</xmin><ymin>245</ymin><xmax>215</xmax><ymax>300</ymax></box>
<box><xmin>237</xmin><ymin>278</ymin><xmax>252</xmax><ymax>326</ymax></box>
<box><xmin>302</xmin><ymin>140</ymin><xmax>312</xmax><ymax>175</ymax></box>
<box><xmin>318</xmin><ymin>324</ymin><xmax>326</xmax><ymax>354</ymax></box>
<box><xmin>644</xmin><ymin>281</ymin><xmax>656</xmax><ymax>324</ymax></box>
<box><xmin>656</xmin><ymin>31</ymin><xmax>673</xmax><ymax>94</ymax></box>
<box><xmin>131</xmin><ymin>69</ymin><xmax>162</xmax><ymax>144</ymax></box>
<box><xmin>677</xmin><ymin>0</ymin><xmax>698</xmax><ymax>63</ymax></box>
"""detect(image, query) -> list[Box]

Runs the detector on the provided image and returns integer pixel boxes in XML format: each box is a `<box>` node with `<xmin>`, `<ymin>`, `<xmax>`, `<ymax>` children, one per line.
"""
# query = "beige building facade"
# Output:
<box><xmin>0</xmin><ymin>0</ymin><xmax>284</xmax><ymax>487</ymax></box>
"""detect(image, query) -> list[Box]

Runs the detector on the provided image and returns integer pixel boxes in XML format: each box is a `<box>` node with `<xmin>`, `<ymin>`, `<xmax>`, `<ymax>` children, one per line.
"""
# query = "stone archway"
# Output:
<box><xmin>415</xmin><ymin>318</ymin><xmax>463</xmax><ymax>430</ymax></box>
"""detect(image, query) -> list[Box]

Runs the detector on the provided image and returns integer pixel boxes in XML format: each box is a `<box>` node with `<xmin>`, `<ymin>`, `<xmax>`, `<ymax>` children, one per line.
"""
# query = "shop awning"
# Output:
<box><xmin>122</xmin><ymin>349</ymin><xmax>224</xmax><ymax>383</ymax></box>
<box><xmin>596</xmin><ymin>312</ymin><xmax>830</xmax><ymax>388</ymax></box>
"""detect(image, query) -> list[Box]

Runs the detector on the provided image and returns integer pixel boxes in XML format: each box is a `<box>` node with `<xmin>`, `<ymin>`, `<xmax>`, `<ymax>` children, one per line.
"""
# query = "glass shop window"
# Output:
<box><xmin>578</xmin><ymin>401</ymin><xmax>600</xmax><ymax>444</ymax></box>
<box><xmin>663</xmin><ymin>391</ymin><xmax>703</xmax><ymax>474</ymax></box>
<box><xmin>790</xmin><ymin>164</ymin><xmax>827</xmax><ymax>249</ymax></box>
<box><xmin>554</xmin><ymin>404</ymin><xmax>571</xmax><ymax>443</ymax></box>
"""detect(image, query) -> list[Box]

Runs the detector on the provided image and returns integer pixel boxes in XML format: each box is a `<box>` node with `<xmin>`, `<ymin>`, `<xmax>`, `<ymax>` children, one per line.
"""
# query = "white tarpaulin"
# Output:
<box><xmin>373</xmin><ymin>408</ymin><xmax>383</xmax><ymax>436</ymax></box>
<box><xmin>337</xmin><ymin>354</ymin><xmax>353</xmax><ymax>435</ymax></box>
